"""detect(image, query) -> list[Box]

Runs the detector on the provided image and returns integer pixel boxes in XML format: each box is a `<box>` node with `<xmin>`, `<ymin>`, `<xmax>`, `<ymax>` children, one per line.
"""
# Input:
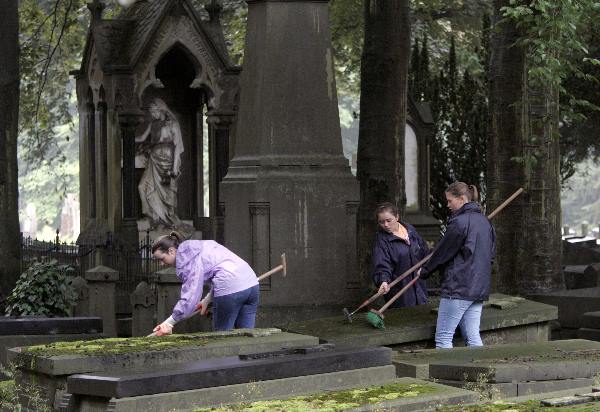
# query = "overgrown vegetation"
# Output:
<box><xmin>22</xmin><ymin>334</ymin><xmax>224</xmax><ymax>356</ymax></box>
<box><xmin>5</xmin><ymin>259</ymin><xmax>76</xmax><ymax>317</ymax></box>
<box><xmin>194</xmin><ymin>382</ymin><xmax>440</xmax><ymax>411</ymax></box>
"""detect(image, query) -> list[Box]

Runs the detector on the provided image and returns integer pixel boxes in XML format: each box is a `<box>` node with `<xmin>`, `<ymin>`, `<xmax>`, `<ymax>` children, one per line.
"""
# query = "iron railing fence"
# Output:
<box><xmin>20</xmin><ymin>230</ymin><xmax>161</xmax><ymax>314</ymax></box>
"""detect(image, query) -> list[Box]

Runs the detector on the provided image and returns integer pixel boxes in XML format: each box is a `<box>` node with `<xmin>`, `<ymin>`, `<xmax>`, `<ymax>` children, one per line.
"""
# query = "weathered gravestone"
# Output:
<box><xmin>528</xmin><ymin>287</ymin><xmax>600</xmax><ymax>335</ymax></box>
<box><xmin>578</xmin><ymin>311</ymin><xmax>600</xmax><ymax>341</ymax></box>
<box><xmin>9</xmin><ymin>328</ymin><xmax>317</xmax><ymax>410</ymax></box>
<box><xmin>0</xmin><ymin>317</ymin><xmax>103</xmax><ymax>371</ymax></box>
<box><xmin>282</xmin><ymin>294</ymin><xmax>557</xmax><ymax>349</ymax></box>
<box><xmin>563</xmin><ymin>264</ymin><xmax>600</xmax><ymax>289</ymax></box>
<box><xmin>393</xmin><ymin>339</ymin><xmax>600</xmax><ymax>399</ymax></box>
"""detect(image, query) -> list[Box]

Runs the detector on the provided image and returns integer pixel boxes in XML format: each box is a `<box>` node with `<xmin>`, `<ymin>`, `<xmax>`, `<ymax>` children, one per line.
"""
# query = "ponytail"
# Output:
<box><xmin>152</xmin><ymin>231</ymin><xmax>184</xmax><ymax>253</ymax></box>
<box><xmin>446</xmin><ymin>181</ymin><xmax>479</xmax><ymax>203</ymax></box>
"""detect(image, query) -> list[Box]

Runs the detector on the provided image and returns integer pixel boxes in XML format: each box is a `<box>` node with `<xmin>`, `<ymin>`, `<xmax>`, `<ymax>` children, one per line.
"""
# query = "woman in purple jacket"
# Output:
<box><xmin>151</xmin><ymin>232</ymin><xmax>259</xmax><ymax>335</ymax></box>
<box><xmin>372</xmin><ymin>203</ymin><xmax>429</xmax><ymax>307</ymax></box>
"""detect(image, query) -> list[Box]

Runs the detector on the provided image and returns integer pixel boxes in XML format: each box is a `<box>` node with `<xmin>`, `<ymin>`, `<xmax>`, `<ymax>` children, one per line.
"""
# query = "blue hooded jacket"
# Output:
<box><xmin>372</xmin><ymin>222</ymin><xmax>429</xmax><ymax>307</ymax></box>
<box><xmin>420</xmin><ymin>202</ymin><xmax>496</xmax><ymax>301</ymax></box>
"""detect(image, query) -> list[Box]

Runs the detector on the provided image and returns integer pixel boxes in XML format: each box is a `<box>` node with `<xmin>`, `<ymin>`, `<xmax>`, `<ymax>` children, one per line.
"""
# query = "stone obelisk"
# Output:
<box><xmin>221</xmin><ymin>0</ymin><xmax>361</xmax><ymax>315</ymax></box>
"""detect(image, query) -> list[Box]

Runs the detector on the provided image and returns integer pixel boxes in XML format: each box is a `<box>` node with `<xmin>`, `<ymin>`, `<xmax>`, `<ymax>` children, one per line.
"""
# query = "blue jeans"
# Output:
<box><xmin>212</xmin><ymin>285</ymin><xmax>260</xmax><ymax>331</ymax></box>
<box><xmin>435</xmin><ymin>298</ymin><xmax>483</xmax><ymax>349</ymax></box>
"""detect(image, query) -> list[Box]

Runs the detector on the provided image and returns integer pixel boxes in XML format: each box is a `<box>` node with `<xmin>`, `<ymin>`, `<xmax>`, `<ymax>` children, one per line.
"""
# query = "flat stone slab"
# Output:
<box><xmin>61</xmin><ymin>375</ymin><xmax>476</xmax><ymax>412</ymax></box>
<box><xmin>283</xmin><ymin>294</ymin><xmax>557</xmax><ymax>348</ymax></box>
<box><xmin>9</xmin><ymin>328</ymin><xmax>318</xmax><ymax>376</ymax></box>
<box><xmin>436</xmin><ymin>377</ymin><xmax>594</xmax><ymax>399</ymax></box>
<box><xmin>541</xmin><ymin>395</ymin><xmax>593</xmax><ymax>407</ymax></box>
<box><xmin>0</xmin><ymin>333</ymin><xmax>105</xmax><ymax>367</ymax></box>
<box><xmin>528</xmin><ymin>287</ymin><xmax>600</xmax><ymax>328</ymax></box>
<box><xmin>581</xmin><ymin>311</ymin><xmax>600</xmax><ymax>329</ymax></box>
<box><xmin>0</xmin><ymin>317</ymin><xmax>102</xmax><ymax>335</ymax></box>
<box><xmin>394</xmin><ymin>339</ymin><xmax>600</xmax><ymax>380</ymax></box>
<box><xmin>430</xmin><ymin>360</ymin><xmax>600</xmax><ymax>383</ymax></box>
<box><xmin>66</xmin><ymin>346</ymin><xmax>392</xmax><ymax>398</ymax></box>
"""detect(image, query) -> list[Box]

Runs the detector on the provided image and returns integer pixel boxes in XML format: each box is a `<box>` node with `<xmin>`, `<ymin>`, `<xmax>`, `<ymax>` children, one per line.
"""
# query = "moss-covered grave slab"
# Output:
<box><xmin>282</xmin><ymin>294</ymin><xmax>557</xmax><ymax>349</ymax></box>
<box><xmin>9</xmin><ymin>328</ymin><xmax>318</xmax><ymax>410</ymax></box>
<box><xmin>190</xmin><ymin>377</ymin><xmax>477</xmax><ymax>412</ymax></box>
<box><xmin>9</xmin><ymin>328</ymin><xmax>316</xmax><ymax>376</ymax></box>
<box><xmin>61</xmin><ymin>375</ymin><xmax>476</xmax><ymax>412</ymax></box>
<box><xmin>394</xmin><ymin>339</ymin><xmax>600</xmax><ymax>379</ymax></box>
<box><xmin>0</xmin><ymin>317</ymin><xmax>104</xmax><ymax>370</ymax></box>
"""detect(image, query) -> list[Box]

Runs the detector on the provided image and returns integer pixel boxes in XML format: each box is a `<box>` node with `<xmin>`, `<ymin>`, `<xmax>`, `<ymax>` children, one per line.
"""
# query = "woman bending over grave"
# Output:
<box><xmin>417</xmin><ymin>182</ymin><xmax>496</xmax><ymax>348</ymax></box>
<box><xmin>151</xmin><ymin>232</ymin><xmax>260</xmax><ymax>335</ymax></box>
<box><xmin>372</xmin><ymin>202</ymin><xmax>429</xmax><ymax>307</ymax></box>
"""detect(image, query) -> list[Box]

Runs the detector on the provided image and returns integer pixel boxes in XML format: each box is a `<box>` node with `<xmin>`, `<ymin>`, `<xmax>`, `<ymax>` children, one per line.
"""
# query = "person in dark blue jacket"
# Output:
<box><xmin>418</xmin><ymin>182</ymin><xmax>496</xmax><ymax>348</ymax></box>
<box><xmin>372</xmin><ymin>203</ymin><xmax>429</xmax><ymax>307</ymax></box>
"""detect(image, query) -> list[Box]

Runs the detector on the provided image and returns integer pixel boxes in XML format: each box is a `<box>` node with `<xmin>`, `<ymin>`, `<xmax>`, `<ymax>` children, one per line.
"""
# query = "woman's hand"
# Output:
<box><xmin>378</xmin><ymin>282</ymin><xmax>390</xmax><ymax>294</ymax></box>
<box><xmin>153</xmin><ymin>322</ymin><xmax>173</xmax><ymax>336</ymax></box>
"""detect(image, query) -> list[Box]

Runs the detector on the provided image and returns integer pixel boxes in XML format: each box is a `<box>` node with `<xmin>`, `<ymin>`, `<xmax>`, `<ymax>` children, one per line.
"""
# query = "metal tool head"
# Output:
<box><xmin>281</xmin><ymin>253</ymin><xmax>287</xmax><ymax>277</ymax></box>
<box><xmin>342</xmin><ymin>307</ymin><xmax>353</xmax><ymax>323</ymax></box>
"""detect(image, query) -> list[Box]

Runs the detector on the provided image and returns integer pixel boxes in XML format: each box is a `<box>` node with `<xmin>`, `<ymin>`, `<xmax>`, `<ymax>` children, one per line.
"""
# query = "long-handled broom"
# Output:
<box><xmin>357</xmin><ymin>188</ymin><xmax>524</xmax><ymax>329</ymax></box>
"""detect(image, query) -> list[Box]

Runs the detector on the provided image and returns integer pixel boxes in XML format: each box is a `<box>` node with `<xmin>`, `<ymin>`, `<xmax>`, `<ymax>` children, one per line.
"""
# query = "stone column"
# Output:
<box><xmin>131</xmin><ymin>281</ymin><xmax>155</xmax><ymax>337</ymax></box>
<box><xmin>85</xmin><ymin>266</ymin><xmax>118</xmax><ymax>337</ymax></box>
<box><xmin>221</xmin><ymin>0</ymin><xmax>361</xmax><ymax>310</ymax></box>
<box><xmin>117</xmin><ymin>110</ymin><xmax>144</xmax><ymax>249</ymax></box>
<box><xmin>206</xmin><ymin>113</ymin><xmax>234</xmax><ymax>241</ymax></box>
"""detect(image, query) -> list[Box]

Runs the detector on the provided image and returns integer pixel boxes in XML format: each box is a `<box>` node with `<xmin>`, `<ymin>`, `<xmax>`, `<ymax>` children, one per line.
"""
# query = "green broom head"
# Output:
<box><xmin>366</xmin><ymin>311</ymin><xmax>385</xmax><ymax>329</ymax></box>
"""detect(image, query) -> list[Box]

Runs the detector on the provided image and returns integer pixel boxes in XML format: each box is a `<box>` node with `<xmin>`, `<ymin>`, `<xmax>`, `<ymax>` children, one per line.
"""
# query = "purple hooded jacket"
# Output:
<box><xmin>172</xmin><ymin>240</ymin><xmax>258</xmax><ymax>322</ymax></box>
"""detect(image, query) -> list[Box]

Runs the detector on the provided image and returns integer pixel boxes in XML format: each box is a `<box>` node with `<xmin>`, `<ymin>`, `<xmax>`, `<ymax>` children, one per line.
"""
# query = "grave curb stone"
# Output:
<box><xmin>541</xmin><ymin>395</ymin><xmax>592</xmax><ymax>407</ymax></box>
<box><xmin>59</xmin><ymin>365</ymin><xmax>398</xmax><ymax>411</ymax></box>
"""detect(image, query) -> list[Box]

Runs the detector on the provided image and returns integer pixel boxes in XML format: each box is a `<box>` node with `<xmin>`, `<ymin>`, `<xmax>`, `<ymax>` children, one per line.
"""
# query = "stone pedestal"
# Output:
<box><xmin>131</xmin><ymin>281</ymin><xmax>155</xmax><ymax>337</ymax></box>
<box><xmin>85</xmin><ymin>266</ymin><xmax>118</xmax><ymax>337</ymax></box>
<box><xmin>153</xmin><ymin>267</ymin><xmax>211</xmax><ymax>333</ymax></box>
<box><xmin>221</xmin><ymin>0</ymin><xmax>360</xmax><ymax>312</ymax></box>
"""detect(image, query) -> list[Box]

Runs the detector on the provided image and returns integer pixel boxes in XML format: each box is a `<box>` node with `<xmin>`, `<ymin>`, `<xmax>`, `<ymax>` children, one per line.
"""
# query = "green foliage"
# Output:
<box><xmin>413</xmin><ymin>25</ymin><xmax>489</xmax><ymax>223</ymax></box>
<box><xmin>330</xmin><ymin>0</ymin><xmax>363</xmax><ymax>96</ymax></box>
<box><xmin>5</xmin><ymin>259</ymin><xmax>76</xmax><ymax>317</ymax></box>
<box><xmin>500</xmin><ymin>0</ymin><xmax>600</xmax><ymax>180</ymax></box>
<box><xmin>18</xmin><ymin>0</ymin><xmax>87</xmax><ymax>232</ymax></box>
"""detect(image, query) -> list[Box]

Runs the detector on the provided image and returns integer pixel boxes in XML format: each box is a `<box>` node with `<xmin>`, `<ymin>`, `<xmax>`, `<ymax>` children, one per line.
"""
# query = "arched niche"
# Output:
<box><xmin>136</xmin><ymin>44</ymin><xmax>211</xmax><ymax>227</ymax></box>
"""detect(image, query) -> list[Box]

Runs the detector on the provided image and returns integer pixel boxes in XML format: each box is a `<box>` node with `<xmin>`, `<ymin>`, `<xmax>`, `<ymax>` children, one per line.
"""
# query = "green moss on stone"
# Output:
<box><xmin>194</xmin><ymin>382</ymin><xmax>440</xmax><ymax>411</ymax></box>
<box><xmin>22</xmin><ymin>334</ymin><xmax>224</xmax><ymax>356</ymax></box>
<box><xmin>0</xmin><ymin>380</ymin><xmax>14</xmax><ymax>401</ymax></box>
<box><xmin>436</xmin><ymin>399</ymin><xmax>600</xmax><ymax>411</ymax></box>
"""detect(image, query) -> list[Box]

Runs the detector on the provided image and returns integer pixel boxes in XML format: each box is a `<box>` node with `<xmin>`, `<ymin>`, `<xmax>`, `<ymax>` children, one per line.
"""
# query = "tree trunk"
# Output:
<box><xmin>357</xmin><ymin>0</ymin><xmax>411</xmax><ymax>287</ymax></box>
<box><xmin>0</xmin><ymin>0</ymin><xmax>21</xmax><ymax>301</ymax></box>
<box><xmin>487</xmin><ymin>0</ymin><xmax>563</xmax><ymax>294</ymax></box>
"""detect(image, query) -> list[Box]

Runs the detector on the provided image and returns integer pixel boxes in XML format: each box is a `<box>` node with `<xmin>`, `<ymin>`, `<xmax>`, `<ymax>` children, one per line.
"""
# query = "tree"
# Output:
<box><xmin>0</xmin><ymin>0</ymin><xmax>21</xmax><ymax>300</ymax></box>
<box><xmin>486</xmin><ymin>0</ymin><xmax>595</xmax><ymax>293</ymax></box>
<box><xmin>356</xmin><ymin>0</ymin><xmax>411</xmax><ymax>285</ymax></box>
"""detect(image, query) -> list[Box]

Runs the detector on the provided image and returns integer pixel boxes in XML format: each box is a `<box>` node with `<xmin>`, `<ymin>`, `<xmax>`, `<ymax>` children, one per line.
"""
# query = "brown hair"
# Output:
<box><xmin>445</xmin><ymin>181</ymin><xmax>479</xmax><ymax>203</ymax></box>
<box><xmin>151</xmin><ymin>231</ymin><xmax>184</xmax><ymax>253</ymax></box>
<box><xmin>374</xmin><ymin>202</ymin><xmax>399</xmax><ymax>220</ymax></box>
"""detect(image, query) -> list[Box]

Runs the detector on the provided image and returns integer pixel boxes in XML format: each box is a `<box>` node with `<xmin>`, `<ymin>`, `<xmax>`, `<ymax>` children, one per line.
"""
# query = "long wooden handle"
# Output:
<box><xmin>379</xmin><ymin>274</ymin><xmax>421</xmax><ymax>313</ymax></box>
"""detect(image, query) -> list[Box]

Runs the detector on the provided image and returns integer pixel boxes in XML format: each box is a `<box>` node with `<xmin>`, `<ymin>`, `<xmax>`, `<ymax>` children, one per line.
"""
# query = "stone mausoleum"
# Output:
<box><xmin>74</xmin><ymin>0</ymin><xmax>239</xmax><ymax>248</ymax></box>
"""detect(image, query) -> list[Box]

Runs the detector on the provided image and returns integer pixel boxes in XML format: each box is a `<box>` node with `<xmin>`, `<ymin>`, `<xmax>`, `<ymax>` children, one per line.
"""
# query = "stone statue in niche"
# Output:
<box><xmin>136</xmin><ymin>98</ymin><xmax>189</xmax><ymax>232</ymax></box>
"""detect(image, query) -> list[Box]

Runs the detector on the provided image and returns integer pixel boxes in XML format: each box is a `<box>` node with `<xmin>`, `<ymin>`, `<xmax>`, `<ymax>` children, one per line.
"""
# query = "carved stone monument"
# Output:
<box><xmin>74</xmin><ymin>0</ymin><xmax>240</xmax><ymax>249</ymax></box>
<box><xmin>221</xmin><ymin>0</ymin><xmax>361</xmax><ymax>316</ymax></box>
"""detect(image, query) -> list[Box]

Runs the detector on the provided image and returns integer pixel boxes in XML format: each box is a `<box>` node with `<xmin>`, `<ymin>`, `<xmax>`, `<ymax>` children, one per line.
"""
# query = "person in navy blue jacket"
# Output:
<box><xmin>372</xmin><ymin>203</ymin><xmax>429</xmax><ymax>307</ymax></box>
<box><xmin>417</xmin><ymin>182</ymin><xmax>496</xmax><ymax>348</ymax></box>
